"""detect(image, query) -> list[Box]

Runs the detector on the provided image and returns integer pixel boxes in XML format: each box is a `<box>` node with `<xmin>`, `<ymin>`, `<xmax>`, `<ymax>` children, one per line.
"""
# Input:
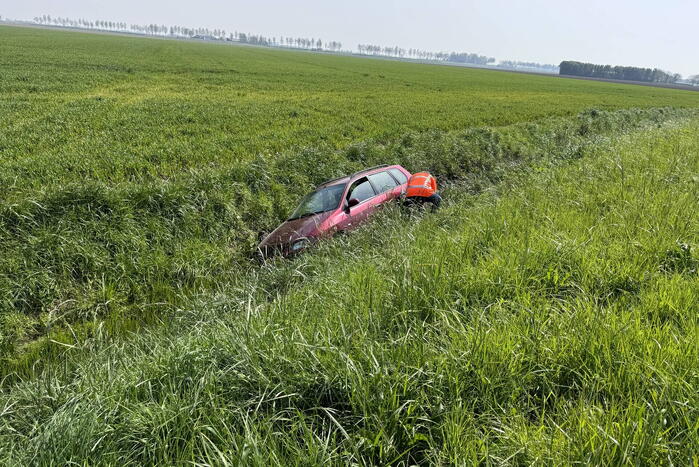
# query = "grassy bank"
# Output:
<box><xmin>2</xmin><ymin>107</ymin><xmax>697</xmax><ymax>366</ymax></box>
<box><xmin>2</xmin><ymin>26</ymin><xmax>699</xmax><ymax>463</ymax></box>
<box><xmin>5</xmin><ymin>24</ymin><xmax>699</xmax><ymax>361</ymax></box>
<box><xmin>1</xmin><ymin>117</ymin><xmax>697</xmax><ymax>464</ymax></box>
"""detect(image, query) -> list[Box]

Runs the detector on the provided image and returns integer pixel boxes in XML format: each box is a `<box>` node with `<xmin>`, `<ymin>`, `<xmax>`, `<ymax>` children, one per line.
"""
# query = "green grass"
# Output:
<box><xmin>2</xmin><ymin>105</ymin><xmax>695</xmax><ymax>367</ymax></box>
<box><xmin>1</xmin><ymin>25</ymin><xmax>699</xmax><ymax>463</ymax></box>
<box><xmin>2</xmin><ymin>24</ymin><xmax>699</xmax><ymax>192</ymax></box>
<box><xmin>1</xmin><ymin>116</ymin><xmax>697</xmax><ymax>465</ymax></box>
<box><xmin>3</xmin><ymin>25</ymin><xmax>699</xmax><ymax>363</ymax></box>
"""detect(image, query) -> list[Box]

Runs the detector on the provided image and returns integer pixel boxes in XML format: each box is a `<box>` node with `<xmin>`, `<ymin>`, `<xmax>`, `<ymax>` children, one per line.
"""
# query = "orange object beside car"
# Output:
<box><xmin>406</xmin><ymin>172</ymin><xmax>437</xmax><ymax>198</ymax></box>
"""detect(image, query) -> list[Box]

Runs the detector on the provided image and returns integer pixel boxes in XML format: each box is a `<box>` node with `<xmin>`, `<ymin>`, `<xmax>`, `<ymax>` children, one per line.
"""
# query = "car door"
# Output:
<box><xmin>336</xmin><ymin>177</ymin><xmax>377</xmax><ymax>232</ymax></box>
<box><xmin>368</xmin><ymin>170</ymin><xmax>400</xmax><ymax>203</ymax></box>
<box><xmin>388</xmin><ymin>168</ymin><xmax>409</xmax><ymax>198</ymax></box>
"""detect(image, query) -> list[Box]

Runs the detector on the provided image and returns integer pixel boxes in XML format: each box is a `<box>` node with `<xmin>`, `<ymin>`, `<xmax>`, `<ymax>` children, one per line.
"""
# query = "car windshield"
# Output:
<box><xmin>288</xmin><ymin>183</ymin><xmax>346</xmax><ymax>220</ymax></box>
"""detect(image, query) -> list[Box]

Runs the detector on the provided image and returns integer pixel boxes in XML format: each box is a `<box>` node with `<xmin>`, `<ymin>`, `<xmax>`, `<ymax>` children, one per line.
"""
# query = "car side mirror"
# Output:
<box><xmin>345</xmin><ymin>198</ymin><xmax>360</xmax><ymax>212</ymax></box>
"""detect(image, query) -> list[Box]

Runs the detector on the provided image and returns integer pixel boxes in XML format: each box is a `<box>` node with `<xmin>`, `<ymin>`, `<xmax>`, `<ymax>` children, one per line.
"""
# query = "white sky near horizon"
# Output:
<box><xmin>1</xmin><ymin>0</ymin><xmax>697</xmax><ymax>77</ymax></box>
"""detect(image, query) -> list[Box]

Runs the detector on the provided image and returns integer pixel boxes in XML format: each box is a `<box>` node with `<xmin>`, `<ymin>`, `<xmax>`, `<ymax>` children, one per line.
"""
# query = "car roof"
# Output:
<box><xmin>315</xmin><ymin>165</ymin><xmax>405</xmax><ymax>189</ymax></box>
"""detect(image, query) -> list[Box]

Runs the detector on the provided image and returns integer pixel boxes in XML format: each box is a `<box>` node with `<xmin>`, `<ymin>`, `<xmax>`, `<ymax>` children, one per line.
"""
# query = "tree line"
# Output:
<box><xmin>228</xmin><ymin>34</ymin><xmax>341</xmax><ymax>51</ymax></box>
<box><xmin>27</xmin><ymin>14</ymin><xmax>492</xmax><ymax>65</ymax></box>
<box><xmin>497</xmin><ymin>60</ymin><xmax>558</xmax><ymax>72</ymax></box>
<box><xmin>357</xmin><ymin>45</ymin><xmax>495</xmax><ymax>65</ymax></box>
<box><xmin>448</xmin><ymin>52</ymin><xmax>495</xmax><ymax>65</ymax></box>
<box><xmin>560</xmin><ymin>61</ymin><xmax>681</xmax><ymax>84</ymax></box>
<box><xmin>15</xmin><ymin>14</ymin><xmax>694</xmax><ymax>79</ymax></box>
<box><xmin>28</xmin><ymin>15</ymin><xmax>341</xmax><ymax>51</ymax></box>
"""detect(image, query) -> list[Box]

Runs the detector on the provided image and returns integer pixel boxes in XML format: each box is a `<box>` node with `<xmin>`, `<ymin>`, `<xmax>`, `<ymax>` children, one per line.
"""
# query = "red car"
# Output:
<box><xmin>258</xmin><ymin>164</ymin><xmax>411</xmax><ymax>257</ymax></box>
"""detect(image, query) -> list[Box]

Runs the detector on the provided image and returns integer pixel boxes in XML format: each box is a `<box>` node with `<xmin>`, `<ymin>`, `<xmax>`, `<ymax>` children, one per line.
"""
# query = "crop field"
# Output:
<box><xmin>1</xmin><ymin>25</ymin><xmax>699</xmax><ymax>464</ymax></box>
<box><xmin>3</xmin><ymin>25</ymin><xmax>699</xmax><ymax>193</ymax></box>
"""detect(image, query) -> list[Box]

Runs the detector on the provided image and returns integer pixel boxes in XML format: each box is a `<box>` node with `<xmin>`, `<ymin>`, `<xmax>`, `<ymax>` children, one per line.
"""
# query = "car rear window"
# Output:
<box><xmin>348</xmin><ymin>177</ymin><xmax>376</xmax><ymax>202</ymax></box>
<box><xmin>389</xmin><ymin>168</ymin><xmax>408</xmax><ymax>184</ymax></box>
<box><xmin>368</xmin><ymin>171</ymin><xmax>398</xmax><ymax>193</ymax></box>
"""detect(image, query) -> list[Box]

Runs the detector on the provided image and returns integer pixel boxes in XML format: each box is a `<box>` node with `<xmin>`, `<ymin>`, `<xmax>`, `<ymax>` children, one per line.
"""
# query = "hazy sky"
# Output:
<box><xmin>2</xmin><ymin>0</ymin><xmax>697</xmax><ymax>76</ymax></box>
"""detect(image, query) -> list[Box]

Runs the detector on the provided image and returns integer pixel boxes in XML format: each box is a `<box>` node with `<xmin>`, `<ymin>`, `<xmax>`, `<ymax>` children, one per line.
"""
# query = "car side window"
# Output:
<box><xmin>348</xmin><ymin>177</ymin><xmax>376</xmax><ymax>202</ymax></box>
<box><xmin>389</xmin><ymin>168</ymin><xmax>408</xmax><ymax>184</ymax></box>
<box><xmin>368</xmin><ymin>171</ymin><xmax>398</xmax><ymax>193</ymax></box>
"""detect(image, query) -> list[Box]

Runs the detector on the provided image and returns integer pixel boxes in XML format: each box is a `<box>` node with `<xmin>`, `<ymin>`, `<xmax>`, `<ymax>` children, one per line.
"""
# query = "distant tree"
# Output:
<box><xmin>560</xmin><ymin>60</ymin><xmax>679</xmax><ymax>83</ymax></box>
<box><xmin>25</xmin><ymin>12</ymin><xmax>341</xmax><ymax>55</ymax></box>
<box><xmin>690</xmin><ymin>75</ymin><xmax>699</xmax><ymax>86</ymax></box>
<box><xmin>497</xmin><ymin>60</ymin><xmax>557</xmax><ymax>72</ymax></box>
<box><xmin>447</xmin><ymin>52</ymin><xmax>495</xmax><ymax>65</ymax></box>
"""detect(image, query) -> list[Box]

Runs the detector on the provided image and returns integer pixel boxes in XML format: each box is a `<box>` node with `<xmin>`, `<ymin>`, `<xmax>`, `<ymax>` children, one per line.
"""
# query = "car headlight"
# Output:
<box><xmin>291</xmin><ymin>238</ymin><xmax>309</xmax><ymax>252</ymax></box>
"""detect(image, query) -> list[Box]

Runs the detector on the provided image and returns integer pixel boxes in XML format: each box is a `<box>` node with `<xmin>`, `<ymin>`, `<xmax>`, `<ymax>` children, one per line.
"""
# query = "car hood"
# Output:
<box><xmin>259</xmin><ymin>211</ymin><xmax>334</xmax><ymax>247</ymax></box>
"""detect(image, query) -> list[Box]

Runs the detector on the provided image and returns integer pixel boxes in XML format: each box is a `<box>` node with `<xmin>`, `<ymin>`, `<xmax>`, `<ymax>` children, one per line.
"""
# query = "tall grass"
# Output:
<box><xmin>5</xmin><ymin>23</ymin><xmax>699</xmax><ymax>363</ymax></box>
<box><xmin>1</xmin><ymin>119</ymin><xmax>697</xmax><ymax>465</ymax></box>
<box><xmin>2</xmin><ymin>107</ymin><xmax>697</xmax><ymax>368</ymax></box>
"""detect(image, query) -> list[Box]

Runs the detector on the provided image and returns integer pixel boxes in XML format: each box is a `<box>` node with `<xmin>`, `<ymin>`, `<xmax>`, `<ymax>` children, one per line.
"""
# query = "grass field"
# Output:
<box><xmin>1</xmin><ymin>25</ymin><xmax>699</xmax><ymax>464</ymax></box>
<box><xmin>3</xmin><ymin>24</ymin><xmax>699</xmax><ymax>191</ymax></box>
<box><xmin>2</xmin><ymin>114</ymin><xmax>698</xmax><ymax>465</ymax></box>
